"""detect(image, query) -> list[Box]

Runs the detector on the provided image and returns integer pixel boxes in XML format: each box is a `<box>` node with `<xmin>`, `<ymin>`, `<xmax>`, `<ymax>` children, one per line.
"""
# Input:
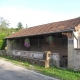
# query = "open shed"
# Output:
<box><xmin>6</xmin><ymin>17</ymin><xmax>80</xmax><ymax>70</ymax></box>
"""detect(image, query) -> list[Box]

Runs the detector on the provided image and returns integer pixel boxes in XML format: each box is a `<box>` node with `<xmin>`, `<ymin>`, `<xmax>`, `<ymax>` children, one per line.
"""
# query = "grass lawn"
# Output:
<box><xmin>0</xmin><ymin>56</ymin><xmax>80</xmax><ymax>80</ymax></box>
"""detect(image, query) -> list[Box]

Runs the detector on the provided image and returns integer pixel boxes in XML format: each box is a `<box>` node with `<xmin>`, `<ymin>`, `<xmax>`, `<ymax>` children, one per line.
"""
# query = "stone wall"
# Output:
<box><xmin>7</xmin><ymin>50</ymin><xmax>61</xmax><ymax>68</ymax></box>
<box><xmin>68</xmin><ymin>35</ymin><xmax>74</xmax><ymax>69</ymax></box>
<box><xmin>68</xmin><ymin>31</ymin><xmax>80</xmax><ymax>71</ymax></box>
<box><xmin>51</xmin><ymin>53</ymin><xmax>60</xmax><ymax>67</ymax></box>
<box><xmin>7</xmin><ymin>39</ymin><xmax>12</xmax><ymax>54</ymax></box>
<box><xmin>12</xmin><ymin>50</ymin><xmax>44</xmax><ymax>60</ymax></box>
<box><xmin>0</xmin><ymin>50</ymin><xmax>6</xmax><ymax>56</ymax></box>
<box><xmin>7</xmin><ymin>50</ymin><xmax>52</xmax><ymax>67</ymax></box>
<box><xmin>73</xmin><ymin>50</ymin><xmax>80</xmax><ymax>70</ymax></box>
<box><xmin>73</xmin><ymin>30</ymin><xmax>80</xmax><ymax>70</ymax></box>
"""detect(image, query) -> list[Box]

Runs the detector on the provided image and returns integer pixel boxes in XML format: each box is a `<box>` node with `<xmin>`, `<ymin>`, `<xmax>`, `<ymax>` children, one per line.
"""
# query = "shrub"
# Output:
<box><xmin>0</xmin><ymin>40</ymin><xmax>3</xmax><ymax>50</ymax></box>
<box><xmin>0</xmin><ymin>33</ymin><xmax>6</xmax><ymax>40</ymax></box>
<box><xmin>1</xmin><ymin>39</ymin><xmax>6</xmax><ymax>50</ymax></box>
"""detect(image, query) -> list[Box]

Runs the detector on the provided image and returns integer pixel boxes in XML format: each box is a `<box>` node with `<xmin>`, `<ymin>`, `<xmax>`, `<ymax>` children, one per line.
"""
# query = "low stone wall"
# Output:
<box><xmin>0</xmin><ymin>50</ymin><xmax>6</xmax><ymax>56</ymax></box>
<box><xmin>51</xmin><ymin>53</ymin><xmax>60</xmax><ymax>67</ymax></box>
<box><xmin>73</xmin><ymin>50</ymin><xmax>80</xmax><ymax>70</ymax></box>
<box><xmin>5</xmin><ymin>50</ymin><xmax>61</xmax><ymax>68</ymax></box>
<box><xmin>10</xmin><ymin>50</ymin><xmax>44</xmax><ymax>60</ymax></box>
<box><xmin>11</xmin><ymin>50</ymin><xmax>61</xmax><ymax>67</ymax></box>
<box><xmin>7</xmin><ymin>50</ymin><xmax>51</xmax><ymax>67</ymax></box>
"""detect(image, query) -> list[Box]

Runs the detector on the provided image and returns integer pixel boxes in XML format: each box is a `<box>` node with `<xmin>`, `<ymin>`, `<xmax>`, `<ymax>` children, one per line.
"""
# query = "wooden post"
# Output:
<box><xmin>20</xmin><ymin>38</ymin><xmax>21</xmax><ymax>50</ymax></box>
<box><xmin>38</xmin><ymin>36</ymin><xmax>40</xmax><ymax>49</ymax></box>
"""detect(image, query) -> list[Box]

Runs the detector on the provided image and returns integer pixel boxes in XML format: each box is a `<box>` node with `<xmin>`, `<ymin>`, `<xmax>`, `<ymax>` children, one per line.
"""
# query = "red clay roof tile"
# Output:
<box><xmin>6</xmin><ymin>17</ymin><xmax>80</xmax><ymax>38</ymax></box>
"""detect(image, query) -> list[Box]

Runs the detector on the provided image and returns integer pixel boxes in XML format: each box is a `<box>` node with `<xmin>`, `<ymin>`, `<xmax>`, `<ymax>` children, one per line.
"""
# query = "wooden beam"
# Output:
<box><xmin>62</xmin><ymin>32</ymin><xmax>72</xmax><ymax>38</ymax></box>
<box><xmin>38</xmin><ymin>36</ymin><xmax>40</xmax><ymax>49</ymax></box>
<box><xmin>75</xmin><ymin>24</ymin><xmax>80</xmax><ymax>31</ymax></box>
<box><xmin>20</xmin><ymin>39</ymin><xmax>21</xmax><ymax>50</ymax></box>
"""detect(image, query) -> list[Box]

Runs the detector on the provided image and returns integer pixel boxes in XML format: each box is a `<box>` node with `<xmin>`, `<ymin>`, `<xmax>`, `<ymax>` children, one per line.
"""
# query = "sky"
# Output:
<box><xmin>0</xmin><ymin>0</ymin><xmax>80</xmax><ymax>28</ymax></box>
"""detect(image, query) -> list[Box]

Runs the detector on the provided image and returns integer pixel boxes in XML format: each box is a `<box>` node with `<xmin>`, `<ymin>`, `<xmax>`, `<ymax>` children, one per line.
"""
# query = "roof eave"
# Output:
<box><xmin>6</xmin><ymin>29</ymin><xmax>74</xmax><ymax>39</ymax></box>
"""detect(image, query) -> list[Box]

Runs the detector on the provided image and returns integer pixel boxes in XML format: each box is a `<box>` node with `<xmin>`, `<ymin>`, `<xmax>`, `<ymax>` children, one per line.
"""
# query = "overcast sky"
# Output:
<box><xmin>0</xmin><ymin>0</ymin><xmax>80</xmax><ymax>28</ymax></box>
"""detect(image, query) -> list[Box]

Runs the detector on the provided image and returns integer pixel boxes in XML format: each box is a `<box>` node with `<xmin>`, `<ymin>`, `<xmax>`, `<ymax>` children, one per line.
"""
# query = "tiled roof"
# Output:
<box><xmin>7</xmin><ymin>17</ymin><xmax>80</xmax><ymax>38</ymax></box>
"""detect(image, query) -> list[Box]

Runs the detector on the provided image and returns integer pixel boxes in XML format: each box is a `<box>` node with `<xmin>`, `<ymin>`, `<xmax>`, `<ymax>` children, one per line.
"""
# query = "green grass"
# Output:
<box><xmin>0</xmin><ymin>56</ymin><xmax>80</xmax><ymax>80</ymax></box>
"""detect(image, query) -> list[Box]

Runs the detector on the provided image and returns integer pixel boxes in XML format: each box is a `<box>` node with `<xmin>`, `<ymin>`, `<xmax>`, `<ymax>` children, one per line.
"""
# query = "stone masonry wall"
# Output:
<box><xmin>68</xmin><ymin>31</ymin><xmax>80</xmax><ymax>71</ymax></box>
<box><xmin>68</xmin><ymin>35</ymin><xmax>74</xmax><ymax>69</ymax></box>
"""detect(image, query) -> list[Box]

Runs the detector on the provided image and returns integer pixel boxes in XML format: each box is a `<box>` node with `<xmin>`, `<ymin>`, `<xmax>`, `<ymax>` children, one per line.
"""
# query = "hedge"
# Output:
<box><xmin>0</xmin><ymin>40</ymin><xmax>3</xmax><ymax>50</ymax></box>
<box><xmin>0</xmin><ymin>40</ymin><xmax>6</xmax><ymax>50</ymax></box>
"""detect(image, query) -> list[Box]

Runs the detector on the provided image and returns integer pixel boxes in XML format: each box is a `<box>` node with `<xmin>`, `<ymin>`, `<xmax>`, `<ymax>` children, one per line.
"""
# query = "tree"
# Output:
<box><xmin>0</xmin><ymin>17</ymin><xmax>9</xmax><ymax>28</ymax></box>
<box><xmin>26</xmin><ymin>24</ymin><xmax>28</xmax><ymax>28</ymax></box>
<box><xmin>17</xmin><ymin>22</ymin><xmax>23</xmax><ymax>29</ymax></box>
<box><xmin>0</xmin><ymin>33</ymin><xmax>6</xmax><ymax>40</ymax></box>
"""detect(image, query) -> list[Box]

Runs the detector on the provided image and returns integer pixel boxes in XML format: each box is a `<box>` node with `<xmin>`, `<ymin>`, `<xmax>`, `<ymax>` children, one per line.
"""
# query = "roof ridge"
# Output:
<box><xmin>6</xmin><ymin>17</ymin><xmax>80</xmax><ymax>38</ymax></box>
<box><xmin>28</xmin><ymin>17</ymin><xmax>80</xmax><ymax>28</ymax></box>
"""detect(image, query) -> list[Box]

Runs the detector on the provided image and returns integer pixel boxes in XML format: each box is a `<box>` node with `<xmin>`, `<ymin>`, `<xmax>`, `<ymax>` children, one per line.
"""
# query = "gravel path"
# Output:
<box><xmin>0</xmin><ymin>60</ymin><xmax>59</xmax><ymax>80</ymax></box>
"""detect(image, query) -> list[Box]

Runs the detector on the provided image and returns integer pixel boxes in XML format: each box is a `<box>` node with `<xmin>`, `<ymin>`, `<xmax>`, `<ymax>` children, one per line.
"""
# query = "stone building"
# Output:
<box><xmin>6</xmin><ymin>17</ymin><xmax>80</xmax><ymax>70</ymax></box>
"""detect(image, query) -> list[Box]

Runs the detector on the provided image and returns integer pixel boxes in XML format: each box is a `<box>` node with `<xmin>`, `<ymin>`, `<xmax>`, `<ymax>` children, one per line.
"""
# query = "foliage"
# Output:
<box><xmin>47</xmin><ymin>36</ymin><xmax>54</xmax><ymax>46</ymax></box>
<box><xmin>1</xmin><ymin>40</ymin><xmax>6</xmax><ymax>50</ymax></box>
<box><xmin>0</xmin><ymin>17</ymin><xmax>9</xmax><ymax>28</ymax></box>
<box><xmin>0</xmin><ymin>17</ymin><xmax>19</xmax><ymax>50</ymax></box>
<box><xmin>0</xmin><ymin>27</ymin><xmax>18</xmax><ymax>50</ymax></box>
<box><xmin>0</xmin><ymin>17</ymin><xmax>18</xmax><ymax>38</ymax></box>
<box><xmin>0</xmin><ymin>39</ymin><xmax>6</xmax><ymax>50</ymax></box>
<box><xmin>26</xmin><ymin>24</ymin><xmax>28</xmax><ymax>28</ymax></box>
<box><xmin>17</xmin><ymin>22</ymin><xmax>23</xmax><ymax>29</ymax></box>
<box><xmin>0</xmin><ymin>40</ymin><xmax>3</xmax><ymax>50</ymax></box>
<box><xmin>0</xmin><ymin>17</ymin><xmax>23</xmax><ymax>50</ymax></box>
<box><xmin>0</xmin><ymin>33</ymin><xmax>6</xmax><ymax>40</ymax></box>
<box><xmin>24</xmin><ymin>38</ymin><xmax>30</xmax><ymax>48</ymax></box>
<box><xmin>11</xmin><ymin>40</ymin><xmax>16</xmax><ymax>44</ymax></box>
